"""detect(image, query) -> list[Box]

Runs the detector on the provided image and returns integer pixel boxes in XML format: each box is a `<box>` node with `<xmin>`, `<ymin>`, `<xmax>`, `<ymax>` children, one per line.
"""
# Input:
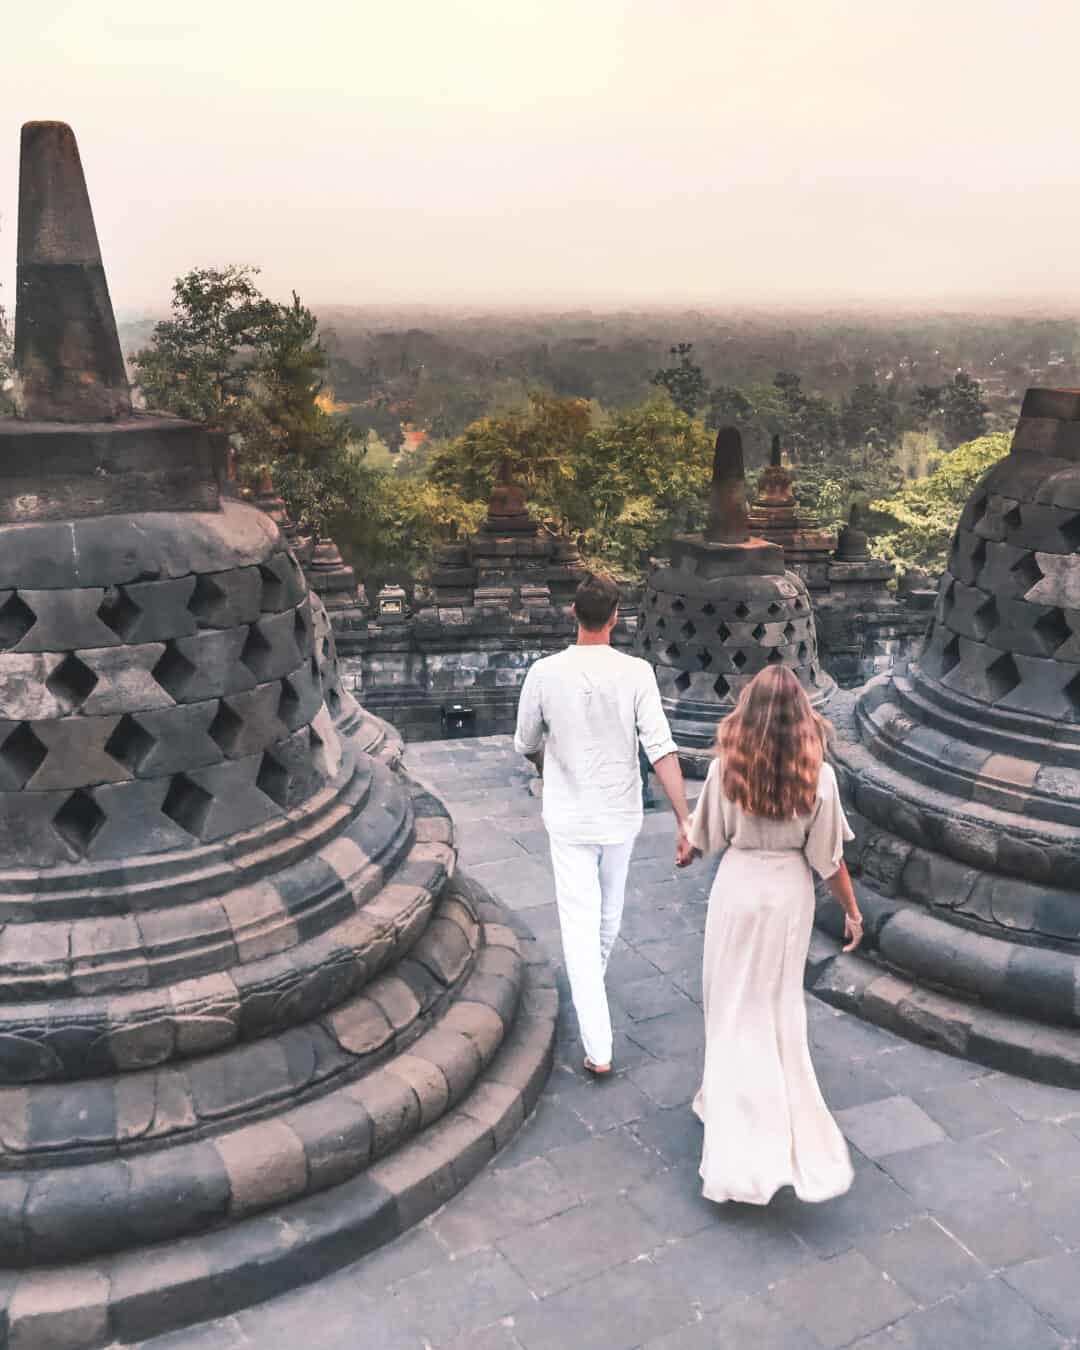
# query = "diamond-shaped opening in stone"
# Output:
<box><xmin>672</xmin><ymin>598</ymin><xmax>686</xmax><ymax>613</ymax></box>
<box><xmin>1003</xmin><ymin>503</ymin><xmax>1023</xmax><ymax>531</ymax></box>
<box><xmin>783</xmin><ymin>622</ymin><xmax>797</xmax><ymax>642</ymax></box>
<box><xmin>208</xmin><ymin>700</ymin><xmax>243</xmax><ymax>755</ymax></box>
<box><xmin>666</xmin><ymin>643</ymin><xmax>681</xmax><ymax>661</ymax></box>
<box><xmin>258</xmin><ymin>562</ymin><xmax>285</xmax><ymax>612</ymax></box>
<box><xmin>104</xmin><ymin>714</ymin><xmax>155</xmax><ymax>774</ymax></box>
<box><xmin>713</xmin><ymin>674</ymin><xmax>731</xmax><ymax>699</ymax></box>
<box><xmin>320</xmin><ymin>637</ymin><xmax>331</xmax><ymax>662</ymax></box>
<box><xmin>656</xmin><ymin>617</ymin><xmax>667</xmax><ymax>632</ymax></box>
<box><xmin>1065</xmin><ymin>671</ymin><xmax>1080</xmax><ymax>718</ymax></box>
<box><xmin>1062</xmin><ymin>514</ymin><xmax>1080</xmax><ymax>550</ymax></box>
<box><xmin>325</xmin><ymin>684</ymin><xmax>342</xmax><ymax>717</ymax></box>
<box><xmin>1011</xmin><ymin>552</ymin><xmax>1044</xmax><ymax>597</ymax></box>
<box><xmin>941</xmin><ymin>577</ymin><xmax>957</xmax><ymax>622</ymax></box>
<box><xmin>752</xmin><ymin>623</ymin><xmax>767</xmax><ymax>642</ymax></box>
<box><xmin>702</xmin><ymin>602</ymin><xmax>716</xmax><ymax>617</ymax></box>
<box><xmin>153</xmin><ymin>642</ymin><xmax>198</xmax><ymax>701</ymax></box>
<box><xmin>798</xmin><ymin>641</ymin><xmax>810</xmax><ymax>662</ymax></box>
<box><xmin>967</xmin><ymin>492</ymin><xmax>989</xmax><ymax>528</ymax></box>
<box><xmin>256</xmin><ymin>751</ymin><xmax>290</xmax><ymax>807</ymax></box>
<box><xmin>986</xmin><ymin>651</ymin><xmax>1021</xmax><ymax>702</ymax></box>
<box><xmin>680</xmin><ymin>620</ymin><xmax>696</xmax><ymax>640</ymax></box>
<box><xmin>768</xmin><ymin>602</ymin><xmax>783</xmax><ymax>617</ymax></box>
<box><xmin>697</xmin><ymin>649</ymin><xmax>713</xmax><ymax>670</ymax></box>
<box><xmin>294</xmin><ymin>607</ymin><xmax>314</xmax><ymax>659</ymax></box>
<box><xmin>809</xmin><ymin>665</ymin><xmax>819</xmax><ymax>683</ymax></box>
<box><xmin>716</xmin><ymin>623</ymin><xmax>731</xmax><ymax>643</ymax></box>
<box><xmin>647</xmin><ymin>591</ymin><xmax>658</xmax><ymax>608</ymax></box>
<box><xmin>674</xmin><ymin>671</ymin><xmax>692</xmax><ymax>694</ymax></box>
<box><xmin>732</xmin><ymin>649</ymin><xmax>747</xmax><ymax>670</ymax></box>
<box><xmin>53</xmin><ymin>788</ymin><xmax>105</xmax><ymax>856</ymax></box>
<box><xmin>792</xmin><ymin>595</ymin><xmax>805</xmax><ymax>611</ymax></box>
<box><xmin>162</xmin><ymin>772</ymin><xmax>213</xmax><ymax>838</ymax></box>
<box><xmin>970</xmin><ymin>537</ymin><xmax>988</xmax><ymax>580</ymax></box>
<box><xmin>766</xmin><ymin>647</ymin><xmax>784</xmax><ymax>664</ymax></box>
<box><xmin>241</xmin><ymin>623</ymin><xmax>275</xmax><ymax>681</ymax></box>
<box><xmin>0</xmin><ymin>592</ymin><xmax>36</xmax><ymax>651</ymax></box>
<box><xmin>310</xmin><ymin>654</ymin><xmax>321</xmax><ymax>683</ymax></box>
<box><xmin>278</xmin><ymin>676</ymin><xmax>304</xmax><ymax>730</ymax></box>
<box><xmin>1033</xmin><ymin>607</ymin><xmax>1071</xmax><ymax>656</ymax></box>
<box><xmin>0</xmin><ymin>723</ymin><xmax>47</xmax><ymax>788</ymax></box>
<box><xmin>46</xmin><ymin>654</ymin><xmax>99</xmax><ymax>713</ymax></box>
<box><xmin>972</xmin><ymin>594</ymin><xmax>999</xmax><ymax>641</ymax></box>
<box><xmin>97</xmin><ymin>586</ymin><xmax>141</xmax><ymax>640</ymax></box>
<box><xmin>735</xmin><ymin>602</ymin><xmax>750</xmax><ymax>619</ymax></box>
<box><xmin>188</xmin><ymin>573</ymin><xmax>228</xmax><ymax>626</ymax></box>
<box><xmin>642</xmin><ymin>636</ymin><xmax>653</xmax><ymax>653</ymax></box>
<box><xmin>940</xmin><ymin>634</ymin><xmax>961</xmax><ymax>676</ymax></box>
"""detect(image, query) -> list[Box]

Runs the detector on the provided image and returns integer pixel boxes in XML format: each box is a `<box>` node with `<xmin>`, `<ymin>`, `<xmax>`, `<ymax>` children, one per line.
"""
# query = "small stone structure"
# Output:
<box><xmin>633</xmin><ymin>427</ymin><xmax>835</xmax><ymax>776</ymax></box>
<box><xmin>0</xmin><ymin>123</ymin><xmax>555</xmax><ymax>1348</ymax></box>
<box><xmin>816</xmin><ymin>388</ymin><xmax>1080</xmax><ymax>1085</ymax></box>
<box><xmin>748</xmin><ymin>434</ymin><xmax>836</xmax><ymax>592</ymax></box>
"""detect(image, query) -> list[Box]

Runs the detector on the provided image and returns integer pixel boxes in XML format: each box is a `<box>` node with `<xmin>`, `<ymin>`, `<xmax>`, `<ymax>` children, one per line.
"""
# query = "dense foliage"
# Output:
<box><xmin>0</xmin><ymin>296</ymin><xmax>12</xmax><ymax>415</ymax></box>
<box><xmin>868</xmin><ymin>433</ymin><xmax>1011</xmax><ymax>573</ymax></box>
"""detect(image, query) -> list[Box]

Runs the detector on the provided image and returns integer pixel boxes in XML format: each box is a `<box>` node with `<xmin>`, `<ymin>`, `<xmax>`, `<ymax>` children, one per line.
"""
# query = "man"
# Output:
<box><xmin>514</xmin><ymin>573</ymin><xmax>691</xmax><ymax>1075</ymax></box>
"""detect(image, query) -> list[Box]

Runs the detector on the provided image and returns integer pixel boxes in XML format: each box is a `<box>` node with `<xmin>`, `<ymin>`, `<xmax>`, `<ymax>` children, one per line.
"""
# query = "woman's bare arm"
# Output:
<box><xmin>826</xmin><ymin>861</ymin><xmax>864</xmax><ymax>952</ymax></box>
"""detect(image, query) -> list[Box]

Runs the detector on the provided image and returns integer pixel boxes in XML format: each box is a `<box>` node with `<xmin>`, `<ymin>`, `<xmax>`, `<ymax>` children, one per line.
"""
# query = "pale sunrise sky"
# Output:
<box><xmin>2</xmin><ymin>0</ymin><xmax>1079</xmax><ymax>314</ymax></box>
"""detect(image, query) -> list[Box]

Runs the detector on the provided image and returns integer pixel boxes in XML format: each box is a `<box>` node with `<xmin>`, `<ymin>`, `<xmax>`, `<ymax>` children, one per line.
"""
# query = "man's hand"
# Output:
<box><xmin>675</xmin><ymin>821</ymin><xmax>697</xmax><ymax>868</ymax></box>
<box><xmin>525</xmin><ymin>749</ymin><xmax>544</xmax><ymax>779</ymax></box>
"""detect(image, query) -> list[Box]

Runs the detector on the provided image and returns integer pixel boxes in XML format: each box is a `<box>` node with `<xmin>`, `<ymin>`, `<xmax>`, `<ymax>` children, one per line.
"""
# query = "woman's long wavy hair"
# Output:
<box><xmin>718</xmin><ymin>666</ymin><xmax>827</xmax><ymax>819</ymax></box>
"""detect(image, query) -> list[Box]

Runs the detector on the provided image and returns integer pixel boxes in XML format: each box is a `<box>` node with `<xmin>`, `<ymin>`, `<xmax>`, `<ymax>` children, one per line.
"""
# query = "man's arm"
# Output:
<box><xmin>513</xmin><ymin>661</ymin><xmax>545</xmax><ymax>775</ymax></box>
<box><xmin>635</xmin><ymin>667</ymin><xmax>690</xmax><ymax>837</ymax></box>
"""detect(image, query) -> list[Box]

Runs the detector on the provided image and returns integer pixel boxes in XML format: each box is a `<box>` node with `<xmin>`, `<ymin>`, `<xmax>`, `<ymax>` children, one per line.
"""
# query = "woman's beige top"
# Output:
<box><xmin>688</xmin><ymin>757</ymin><xmax>853</xmax><ymax>880</ymax></box>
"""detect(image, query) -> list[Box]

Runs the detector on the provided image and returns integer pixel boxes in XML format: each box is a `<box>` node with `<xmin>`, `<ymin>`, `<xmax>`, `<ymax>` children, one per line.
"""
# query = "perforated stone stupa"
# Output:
<box><xmin>634</xmin><ymin>427</ymin><xmax>834</xmax><ymax>775</ymax></box>
<box><xmin>747</xmin><ymin>434</ymin><xmax>836</xmax><ymax>591</ymax></box>
<box><xmin>0</xmin><ymin>122</ymin><xmax>555</xmax><ymax>1350</ymax></box>
<box><xmin>817</xmin><ymin>388</ymin><xmax>1080</xmax><ymax>1084</ymax></box>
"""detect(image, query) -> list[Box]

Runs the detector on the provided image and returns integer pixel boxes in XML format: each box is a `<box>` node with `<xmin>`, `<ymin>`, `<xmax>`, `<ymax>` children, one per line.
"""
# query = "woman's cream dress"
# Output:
<box><xmin>688</xmin><ymin>758</ymin><xmax>855</xmax><ymax>1205</ymax></box>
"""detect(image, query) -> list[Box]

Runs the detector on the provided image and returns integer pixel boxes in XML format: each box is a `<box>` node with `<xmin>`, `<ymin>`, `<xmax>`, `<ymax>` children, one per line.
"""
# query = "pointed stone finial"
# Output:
<box><xmin>770</xmin><ymin>433</ymin><xmax>782</xmax><ymax>468</ymax></box>
<box><xmin>705</xmin><ymin>426</ymin><xmax>749</xmax><ymax>545</ymax></box>
<box><xmin>13</xmin><ymin>122</ymin><xmax>131</xmax><ymax>421</ymax></box>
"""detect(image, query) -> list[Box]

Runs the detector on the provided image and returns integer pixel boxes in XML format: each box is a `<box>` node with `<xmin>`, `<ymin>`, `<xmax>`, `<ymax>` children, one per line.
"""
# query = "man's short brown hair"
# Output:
<box><xmin>574</xmin><ymin>572</ymin><xmax>620</xmax><ymax>631</ymax></box>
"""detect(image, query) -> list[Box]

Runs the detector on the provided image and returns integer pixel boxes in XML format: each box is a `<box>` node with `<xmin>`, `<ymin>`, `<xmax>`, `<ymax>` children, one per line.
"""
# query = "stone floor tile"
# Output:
<box><xmin>556</xmin><ymin>1072</ymin><xmax>657</xmax><ymax>1132</ymax></box>
<box><xmin>835</xmin><ymin>1096</ymin><xmax>947</xmax><ymax>1159</ymax></box>
<box><xmin>767</xmin><ymin>1250</ymin><xmax>914</xmax><ymax>1348</ymax></box>
<box><xmin>970</xmin><ymin>1073</ymin><xmax>1080</xmax><ymax>1123</ymax></box>
<box><xmin>625</xmin><ymin>1163</ymin><xmax>716</xmax><ymax>1239</ymax></box>
<box><xmin>861</xmin><ymin>1216</ymin><xmax>986</xmax><ymax>1305</ymax></box>
<box><xmin>809</xmin><ymin>1013</ymin><xmax>901</xmax><ymax>1061</ymax></box>
<box><xmin>441</xmin><ymin>1322</ymin><xmax>525</xmax><ymax>1350</ymax></box>
<box><xmin>1003</xmin><ymin>1251</ymin><xmax>1080</xmax><ymax>1340</ymax></box>
<box><xmin>611</xmin><ymin>974</ymin><xmax>694</xmax><ymax>1023</ymax></box>
<box><xmin>236</xmin><ymin>1285</ymin><xmax>426</xmax><ymax>1350</ymax></box>
<box><xmin>490</xmin><ymin>1093</ymin><xmax>593</xmax><ymax>1168</ymax></box>
<box><xmin>642</xmin><ymin>1297</ymin><xmax>825</xmax><ymax>1350</ymax></box>
<box><xmin>983</xmin><ymin>1120</ymin><xmax>1080</xmax><ymax>1184</ymax></box>
<box><xmin>546</xmin><ymin>1125</ymin><xmax>663</xmax><ymax>1199</ymax></box>
<box><xmin>605</xmin><ymin>943</ymin><xmax>666</xmax><ymax>985</ymax></box>
<box><xmin>388</xmin><ymin>1248</ymin><xmax>534</xmax><ymax>1344</ymax></box>
<box><xmin>773</xmin><ymin>1163</ymin><xmax>920</xmax><ymax>1259</ymax></box>
<box><xmin>429</xmin><ymin>1155</ymin><xmax>583</xmax><ymax>1256</ymax></box>
<box><xmin>894</xmin><ymin>1276</ymin><xmax>1068</xmax><ymax>1349</ymax></box>
<box><xmin>873</xmin><ymin>1043</ymin><xmax>988</xmax><ymax>1094</ymax></box>
<box><xmin>930</xmin><ymin>1184</ymin><xmax>1062</xmax><ymax>1268</ymax></box>
<box><xmin>621</xmin><ymin>1006</ymin><xmax>706</xmax><ymax>1059</ymax></box>
<box><xmin>628</xmin><ymin>1055</ymin><xmax>702</xmax><ymax>1109</ymax></box>
<box><xmin>141</xmin><ymin>1320</ymin><xmax>249</xmax><ymax>1350</ymax></box>
<box><xmin>879</xmin><ymin>1138</ymin><xmax>1018</xmax><ymax>1209</ymax></box>
<box><xmin>510</xmin><ymin>1256</ymin><xmax>696</xmax><ymax>1350</ymax></box>
<box><xmin>496</xmin><ymin>1195</ymin><xmax>663</xmax><ymax>1298</ymax></box>
<box><xmin>631</xmin><ymin>1105</ymin><xmax>705</xmax><ymax>1169</ymax></box>
<box><xmin>632</xmin><ymin>933</ymin><xmax>705</xmax><ymax>975</ymax></box>
<box><xmin>349</xmin><ymin>1223</ymin><xmax>447</xmax><ymax>1287</ymax></box>
<box><xmin>652</xmin><ymin>1209</ymin><xmax>816</xmax><ymax>1310</ymax></box>
<box><xmin>813</xmin><ymin>1055</ymin><xmax>898</xmax><ymax>1111</ymax></box>
<box><xmin>912</xmin><ymin>1079</ymin><xmax>1021</xmax><ymax>1140</ymax></box>
<box><xmin>467</xmin><ymin>859</ymin><xmax>556</xmax><ymax>910</ymax></box>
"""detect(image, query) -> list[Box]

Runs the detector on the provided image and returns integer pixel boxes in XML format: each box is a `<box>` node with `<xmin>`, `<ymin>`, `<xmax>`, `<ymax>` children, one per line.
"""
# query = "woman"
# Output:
<box><xmin>677</xmin><ymin>665</ymin><xmax>863</xmax><ymax>1206</ymax></box>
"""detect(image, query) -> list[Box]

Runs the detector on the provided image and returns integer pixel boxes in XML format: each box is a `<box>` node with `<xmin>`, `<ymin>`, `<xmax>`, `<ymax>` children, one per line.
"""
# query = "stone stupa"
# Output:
<box><xmin>817</xmin><ymin>387</ymin><xmax>1080</xmax><ymax>1085</ymax></box>
<box><xmin>634</xmin><ymin>427</ymin><xmax>834</xmax><ymax>775</ymax></box>
<box><xmin>747</xmin><ymin>434</ymin><xmax>836</xmax><ymax>590</ymax></box>
<box><xmin>0</xmin><ymin>122</ymin><xmax>555</xmax><ymax>1349</ymax></box>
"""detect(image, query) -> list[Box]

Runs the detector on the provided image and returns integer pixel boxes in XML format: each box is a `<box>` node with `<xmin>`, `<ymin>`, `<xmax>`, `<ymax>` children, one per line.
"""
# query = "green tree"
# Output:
<box><xmin>868</xmin><ymin>433</ymin><xmax>1010</xmax><ymax>572</ymax></box>
<box><xmin>841</xmin><ymin>382</ymin><xmax>902</xmax><ymax>452</ymax></box>
<box><xmin>941</xmin><ymin>371</ymin><xmax>988</xmax><ymax>448</ymax></box>
<box><xmin>0</xmin><ymin>295</ymin><xmax>12</xmax><ymax>415</ymax></box>
<box><xmin>651</xmin><ymin>342</ymin><xmax>709</xmax><ymax>417</ymax></box>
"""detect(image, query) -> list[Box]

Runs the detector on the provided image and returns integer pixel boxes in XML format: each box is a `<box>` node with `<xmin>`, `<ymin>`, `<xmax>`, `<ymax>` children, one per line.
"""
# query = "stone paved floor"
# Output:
<box><xmin>138</xmin><ymin>736</ymin><xmax>1080</xmax><ymax>1350</ymax></box>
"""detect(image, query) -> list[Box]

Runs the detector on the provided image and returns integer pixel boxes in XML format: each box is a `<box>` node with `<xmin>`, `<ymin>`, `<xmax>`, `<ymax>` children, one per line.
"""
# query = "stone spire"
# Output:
<box><xmin>14</xmin><ymin>122</ymin><xmax>131</xmax><ymax>421</ymax></box>
<box><xmin>705</xmin><ymin>426</ymin><xmax>750</xmax><ymax>545</ymax></box>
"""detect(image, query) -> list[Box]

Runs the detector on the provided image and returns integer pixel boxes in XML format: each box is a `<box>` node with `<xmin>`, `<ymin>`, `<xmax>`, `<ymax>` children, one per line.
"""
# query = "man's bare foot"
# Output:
<box><xmin>584</xmin><ymin>1057</ymin><xmax>612</xmax><ymax>1076</ymax></box>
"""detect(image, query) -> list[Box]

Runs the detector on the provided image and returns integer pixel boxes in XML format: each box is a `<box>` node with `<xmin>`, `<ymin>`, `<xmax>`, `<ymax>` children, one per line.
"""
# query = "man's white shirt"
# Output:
<box><xmin>513</xmin><ymin>645</ymin><xmax>677</xmax><ymax>844</ymax></box>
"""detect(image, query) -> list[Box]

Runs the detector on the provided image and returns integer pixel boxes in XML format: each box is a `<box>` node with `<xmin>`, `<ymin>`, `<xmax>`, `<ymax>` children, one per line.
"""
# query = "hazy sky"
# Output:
<box><xmin>3</xmin><ymin>0</ymin><xmax>1080</xmax><ymax>314</ymax></box>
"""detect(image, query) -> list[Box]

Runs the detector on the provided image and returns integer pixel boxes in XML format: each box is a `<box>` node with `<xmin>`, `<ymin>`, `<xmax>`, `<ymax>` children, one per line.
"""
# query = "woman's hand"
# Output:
<box><xmin>675</xmin><ymin>824</ymin><xmax>698</xmax><ymax>869</ymax></box>
<box><xmin>842</xmin><ymin>911</ymin><xmax>864</xmax><ymax>953</ymax></box>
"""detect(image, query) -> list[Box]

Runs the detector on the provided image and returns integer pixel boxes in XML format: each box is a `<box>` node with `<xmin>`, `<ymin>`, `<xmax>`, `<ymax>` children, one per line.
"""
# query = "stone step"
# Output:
<box><xmin>0</xmin><ymin>784</ymin><xmax>454</xmax><ymax>1081</ymax></box>
<box><xmin>0</xmin><ymin>902</ymin><xmax>522</xmax><ymax>1265</ymax></box>
<box><xmin>0</xmin><ymin>885</ymin><xmax>487</xmax><ymax>1169</ymax></box>
<box><xmin>0</xmin><ymin>886</ymin><xmax>557</xmax><ymax>1350</ymax></box>
<box><xmin>807</xmin><ymin>924</ymin><xmax>1080</xmax><ymax>1089</ymax></box>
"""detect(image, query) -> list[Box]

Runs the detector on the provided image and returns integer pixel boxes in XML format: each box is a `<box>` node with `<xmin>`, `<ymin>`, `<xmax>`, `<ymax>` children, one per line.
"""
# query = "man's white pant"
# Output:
<box><xmin>548</xmin><ymin>834</ymin><xmax>636</xmax><ymax>1067</ymax></box>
